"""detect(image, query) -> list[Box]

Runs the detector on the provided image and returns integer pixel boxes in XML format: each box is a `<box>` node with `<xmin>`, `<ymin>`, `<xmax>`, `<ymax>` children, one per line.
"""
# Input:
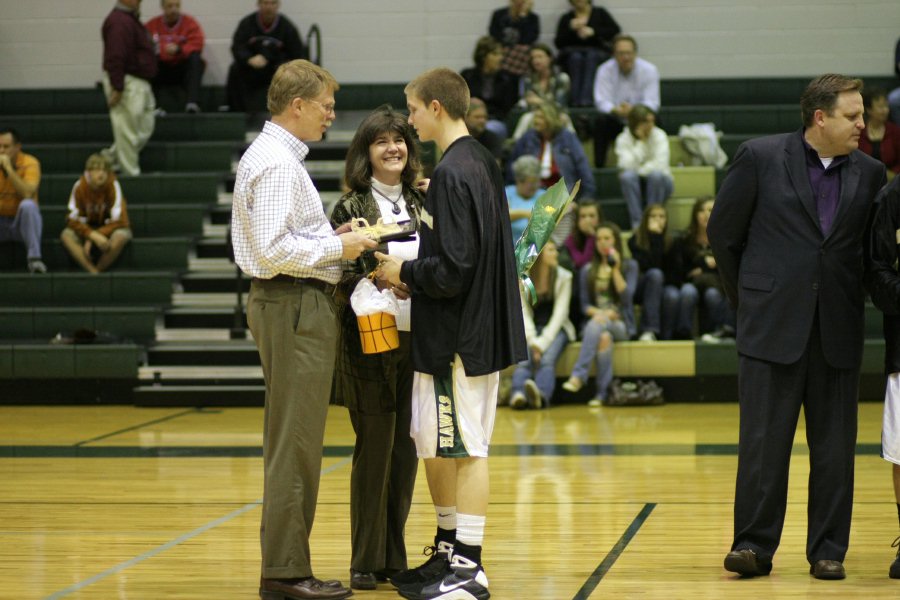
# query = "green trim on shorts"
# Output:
<box><xmin>434</xmin><ymin>371</ymin><xmax>469</xmax><ymax>458</ymax></box>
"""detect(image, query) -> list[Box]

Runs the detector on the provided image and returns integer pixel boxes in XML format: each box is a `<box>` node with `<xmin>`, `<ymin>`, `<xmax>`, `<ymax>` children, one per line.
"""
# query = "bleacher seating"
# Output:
<box><xmin>1</xmin><ymin>78</ymin><xmax>892</xmax><ymax>405</ymax></box>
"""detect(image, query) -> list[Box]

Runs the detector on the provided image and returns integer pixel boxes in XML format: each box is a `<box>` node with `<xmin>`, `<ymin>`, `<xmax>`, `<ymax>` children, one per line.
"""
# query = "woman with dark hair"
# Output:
<box><xmin>562</xmin><ymin>221</ymin><xmax>636</xmax><ymax>405</ymax></box>
<box><xmin>562</xmin><ymin>200</ymin><xmax>602</xmax><ymax>271</ymax></box>
<box><xmin>674</xmin><ymin>196</ymin><xmax>734</xmax><ymax>340</ymax></box>
<box><xmin>461</xmin><ymin>35</ymin><xmax>521</xmax><ymax>139</ymax></box>
<box><xmin>511</xmin><ymin>43</ymin><xmax>573</xmax><ymax>139</ymax></box>
<box><xmin>627</xmin><ymin>203</ymin><xmax>696</xmax><ymax>340</ymax></box>
<box><xmin>860</xmin><ymin>87</ymin><xmax>900</xmax><ymax>176</ymax></box>
<box><xmin>329</xmin><ymin>105</ymin><xmax>424</xmax><ymax>591</ymax></box>
<box><xmin>554</xmin><ymin>0</ymin><xmax>620</xmax><ymax>107</ymax></box>
<box><xmin>507</xmin><ymin>101</ymin><xmax>596</xmax><ymax>198</ymax></box>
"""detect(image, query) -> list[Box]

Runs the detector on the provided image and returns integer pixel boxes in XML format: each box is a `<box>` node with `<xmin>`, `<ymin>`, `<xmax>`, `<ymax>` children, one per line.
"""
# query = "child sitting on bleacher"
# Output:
<box><xmin>562</xmin><ymin>221</ymin><xmax>636</xmax><ymax>406</ymax></box>
<box><xmin>60</xmin><ymin>153</ymin><xmax>132</xmax><ymax>273</ymax></box>
<box><xmin>627</xmin><ymin>203</ymin><xmax>696</xmax><ymax>341</ymax></box>
<box><xmin>673</xmin><ymin>196</ymin><xmax>734</xmax><ymax>341</ymax></box>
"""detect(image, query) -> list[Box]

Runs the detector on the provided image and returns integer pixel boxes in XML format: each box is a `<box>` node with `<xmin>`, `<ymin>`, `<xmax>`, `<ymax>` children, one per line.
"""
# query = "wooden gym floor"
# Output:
<box><xmin>1</xmin><ymin>401</ymin><xmax>899</xmax><ymax>599</ymax></box>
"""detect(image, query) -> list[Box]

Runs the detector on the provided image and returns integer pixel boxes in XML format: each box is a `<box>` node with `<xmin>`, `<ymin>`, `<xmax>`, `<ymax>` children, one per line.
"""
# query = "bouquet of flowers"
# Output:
<box><xmin>514</xmin><ymin>178</ymin><xmax>580</xmax><ymax>303</ymax></box>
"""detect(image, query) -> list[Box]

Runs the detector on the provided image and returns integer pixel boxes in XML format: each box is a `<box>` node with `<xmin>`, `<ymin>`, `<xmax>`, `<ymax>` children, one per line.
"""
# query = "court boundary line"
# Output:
<box><xmin>42</xmin><ymin>455</ymin><xmax>352</xmax><ymax>600</ymax></box>
<box><xmin>73</xmin><ymin>408</ymin><xmax>201</xmax><ymax>446</ymax></box>
<box><xmin>572</xmin><ymin>503</ymin><xmax>656</xmax><ymax>600</ymax></box>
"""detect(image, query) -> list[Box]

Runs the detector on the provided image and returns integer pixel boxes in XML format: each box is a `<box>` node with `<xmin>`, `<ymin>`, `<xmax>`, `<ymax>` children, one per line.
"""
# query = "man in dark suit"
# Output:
<box><xmin>709</xmin><ymin>74</ymin><xmax>887</xmax><ymax>580</ymax></box>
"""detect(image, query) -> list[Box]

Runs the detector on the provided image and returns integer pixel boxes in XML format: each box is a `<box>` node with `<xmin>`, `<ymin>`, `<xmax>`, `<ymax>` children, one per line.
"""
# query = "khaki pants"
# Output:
<box><xmin>102</xmin><ymin>73</ymin><xmax>155</xmax><ymax>176</ymax></box>
<box><xmin>247</xmin><ymin>279</ymin><xmax>338</xmax><ymax>579</ymax></box>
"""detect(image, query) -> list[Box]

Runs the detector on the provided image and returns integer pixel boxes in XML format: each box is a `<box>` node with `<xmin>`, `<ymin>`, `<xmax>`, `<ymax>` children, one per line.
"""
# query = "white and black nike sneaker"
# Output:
<box><xmin>399</xmin><ymin>553</ymin><xmax>490</xmax><ymax>600</ymax></box>
<box><xmin>391</xmin><ymin>540</ymin><xmax>453</xmax><ymax>589</ymax></box>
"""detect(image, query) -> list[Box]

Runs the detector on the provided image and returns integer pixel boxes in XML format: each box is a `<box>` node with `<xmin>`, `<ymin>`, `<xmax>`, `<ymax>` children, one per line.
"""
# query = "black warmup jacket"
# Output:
<box><xmin>401</xmin><ymin>136</ymin><xmax>527</xmax><ymax>377</ymax></box>
<box><xmin>865</xmin><ymin>175</ymin><xmax>900</xmax><ymax>374</ymax></box>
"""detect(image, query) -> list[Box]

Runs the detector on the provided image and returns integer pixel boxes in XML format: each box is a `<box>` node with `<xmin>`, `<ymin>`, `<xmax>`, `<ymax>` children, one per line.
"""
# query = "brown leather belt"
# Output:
<box><xmin>255</xmin><ymin>275</ymin><xmax>337</xmax><ymax>295</ymax></box>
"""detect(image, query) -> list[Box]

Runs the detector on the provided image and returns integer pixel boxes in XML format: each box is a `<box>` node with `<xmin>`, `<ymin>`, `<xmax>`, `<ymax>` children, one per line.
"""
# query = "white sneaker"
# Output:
<box><xmin>587</xmin><ymin>397</ymin><xmax>603</xmax><ymax>407</ymax></box>
<box><xmin>409</xmin><ymin>554</ymin><xmax>489</xmax><ymax>600</ymax></box>
<box><xmin>509</xmin><ymin>392</ymin><xmax>527</xmax><ymax>410</ymax></box>
<box><xmin>27</xmin><ymin>259</ymin><xmax>47</xmax><ymax>274</ymax></box>
<box><xmin>639</xmin><ymin>331</ymin><xmax>657</xmax><ymax>342</ymax></box>
<box><xmin>524</xmin><ymin>379</ymin><xmax>543</xmax><ymax>408</ymax></box>
<box><xmin>562</xmin><ymin>377</ymin><xmax>583</xmax><ymax>393</ymax></box>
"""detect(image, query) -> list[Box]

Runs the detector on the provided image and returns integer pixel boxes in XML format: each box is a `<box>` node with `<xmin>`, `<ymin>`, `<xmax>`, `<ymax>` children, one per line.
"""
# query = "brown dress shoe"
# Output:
<box><xmin>259</xmin><ymin>577</ymin><xmax>353</xmax><ymax>600</ymax></box>
<box><xmin>810</xmin><ymin>559</ymin><xmax>845</xmax><ymax>580</ymax></box>
<box><xmin>724</xmin><ymin>549</ymin><xmax>772</xmax><ymax>576</ymax></box>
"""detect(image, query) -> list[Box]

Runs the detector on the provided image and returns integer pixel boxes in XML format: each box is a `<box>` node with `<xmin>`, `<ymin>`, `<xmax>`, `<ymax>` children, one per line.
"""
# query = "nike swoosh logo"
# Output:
<box><xmin>438</xmin><ymin>513</ymin><xmax>452</xmax><ymax>517</ymax></box>
<box><xmin>439</xmin><ymin>580</ymin><xmax>468</xmax><ymax>593</ymax></box>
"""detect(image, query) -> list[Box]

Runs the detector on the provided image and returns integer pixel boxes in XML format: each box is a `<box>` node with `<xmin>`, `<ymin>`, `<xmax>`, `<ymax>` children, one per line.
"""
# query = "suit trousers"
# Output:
<box><xmin>248</xmin><ymin>279</ymin><xmax>338</xmax><ymax>579</ymax></box>
<box><xmin>348</xmin><ymin>333</ymin><xmax>418</xmax><ymax>572</ymax></box>
<box><xmin>732</xmin><ymin>318</ymin><xmax>858</xmax><ymax>564</ymax></box>
<box><xmin>102</xmin><ymin>73</ymin><xmax>156</xmax><ymax>176</ymax></box>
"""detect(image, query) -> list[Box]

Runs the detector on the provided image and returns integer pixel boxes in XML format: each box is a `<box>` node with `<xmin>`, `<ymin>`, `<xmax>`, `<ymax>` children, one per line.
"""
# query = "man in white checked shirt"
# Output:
<box><xmin>231</xmin><ymin>59</ymin><xmax>374</xmax><ymax>600</ymax></box>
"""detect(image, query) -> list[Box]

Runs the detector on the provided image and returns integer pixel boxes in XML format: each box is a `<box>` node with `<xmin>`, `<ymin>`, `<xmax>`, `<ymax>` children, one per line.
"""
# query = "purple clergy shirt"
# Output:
<box><xmin>803</xmin><ymin>135</ymin><xmax>847</xmax><ymax>235</ymax></box>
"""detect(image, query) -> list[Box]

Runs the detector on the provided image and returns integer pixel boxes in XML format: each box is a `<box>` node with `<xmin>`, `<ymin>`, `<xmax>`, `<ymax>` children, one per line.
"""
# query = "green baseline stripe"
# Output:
<box><xmin>0</xmin><ymin>443</ymin><xmax>883</xmax><ymax>458</ymax></box>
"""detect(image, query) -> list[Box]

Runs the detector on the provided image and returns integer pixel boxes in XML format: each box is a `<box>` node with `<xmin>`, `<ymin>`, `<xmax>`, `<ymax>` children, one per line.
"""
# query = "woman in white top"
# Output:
<box><xmin>510</xmin><ymin>240</ymin><xmax>576</xmax><ymax>409</ymax></box>
<box><xmin>329</xmin><ymin>105</ymin><xmax>424</xmax><ymax>590</ymax></box>
<box><xmin>614</xmin><ymin>104</ymin><xmax>673</xmax><ymax>229</ymax></box>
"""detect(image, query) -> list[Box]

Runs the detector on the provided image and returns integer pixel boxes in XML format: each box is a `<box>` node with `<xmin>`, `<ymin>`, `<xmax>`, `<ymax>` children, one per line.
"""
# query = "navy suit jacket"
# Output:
<box><xmin>708</xmin><ymin>129</ymin><xmax>885</xmax><ymax>369</ymax></box>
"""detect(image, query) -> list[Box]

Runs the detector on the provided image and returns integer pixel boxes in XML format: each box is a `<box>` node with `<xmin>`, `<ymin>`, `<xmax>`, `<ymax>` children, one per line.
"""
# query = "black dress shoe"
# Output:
<box><xmin>724</xmin><ymin>549</ymin><xmax>772</xmax><ymax>576</ymax></box>
<box><xmin>259</xmin><ymin>577</ymin><xmax>352</xmax><ymax>600</ymax></box>
<box><xmin>374</xmin><ymin>568</ymin><xmax>400</xmax><ymax>582</ymax></box>
<box><xmin>810</xmin><ymin>559</ymin><xmax>845</xmax><ymax>580</ymax></box>
<box><xmin>350</xmin><ymin>569</ymin><xmax>377</xmax><ymax>590</ymax></box>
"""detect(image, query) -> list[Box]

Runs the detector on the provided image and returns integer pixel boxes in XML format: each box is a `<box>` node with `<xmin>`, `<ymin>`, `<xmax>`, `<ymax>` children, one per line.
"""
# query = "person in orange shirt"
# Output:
<box><xmin>60</xmin><ymin>154</ymin><xmax>132</xmax><ymax>273</ymax></box>
<box><xmin>0</xmin><ymin>128</ymin><xmax>46</xmax><ymax>273</ymax></box>
<box><xmin>145</xmin><ymin>0</ymin><xmax>206</xmax><ymax>113</ymax></box>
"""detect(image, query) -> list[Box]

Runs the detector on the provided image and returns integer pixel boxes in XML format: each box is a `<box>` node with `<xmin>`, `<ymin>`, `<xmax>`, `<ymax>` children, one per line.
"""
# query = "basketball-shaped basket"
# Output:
<box><xmin>356</xmin><ymin>312</ymin><xmax>400</xmax><ymax>354</ymax></box>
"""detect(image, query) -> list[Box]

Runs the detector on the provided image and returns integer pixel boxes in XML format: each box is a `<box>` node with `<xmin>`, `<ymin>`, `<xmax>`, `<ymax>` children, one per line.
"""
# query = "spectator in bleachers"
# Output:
<box><xmin>328</xmin><ymin>105</ymin><xmax>422</xmax><ymax>592</ymax></box>
<box><xmin>506</xmin><ymin>155</ymin><xmax>546</xmax><ymax>244</ymax></box>
<box><xmin>562</xmin><ymin>221</ymin><xmax>635</xmax><ymax>406</ymax></box>
<box><xmin>615</xmin><ymin>104</ymin><xmax>674</xmax><ymax>229</ymax></box>
<box><xmin>225</xmin><ymin>0</ymin><xmax>306</xmax><ymax>114</ymax></box>
<box><xmin>101</xmin><ymin>0</ymin><xmax>158</xmax><ymax>177</ymax></box>
<box><xmin>465</xmin><ymin>98</ymin><xmax>504</xmax><ymax>162</ymax></box>
<box><xmin>888</xmin><ymin>36</ymin><xmax>900</xmax><ymax>124</ymax></box>
<box><xmin>511</xmin><ymin>43</ymin><xmax>574</xmax><ymax>140</ymax></box>
<box><xmin>461</xmin><ymin>36</ymin><xmax>521</xmax><ymax>139</ymax></box>
<box><xmin>488</xmin><ymin>0</ymin><xmax>540</xmax><ymax>77</ymax></box>
<box><xmin>520</xmin><ymin>43</ymin><xmax>571</xmax><ymax>109</ymax></box>
<box><xmin>675</xmin><ymin>196</ymin><xmax>733</xmax><ymax>341</ymax></box>
<box><xmin>562</xmin><ymin>200</ymin><xmax>602</xmax><ymax>271</ymax></box>
<box><xmin>508</xmin><ymin>101</ymin><xmax>596</xmax><ymax>198</ymax></box>
<box><xmin>60</xmin><ymin>154</ymin><xmax>132</xmax><ymax>274</ymax></box>
<box><xmin>0</xmin><ymin>127</ymin><xmax>46</xmax><ymax>274</ymax></box>
<box><xmin>860</xmin><ymin>87</ymin><xmax>900</xmax><ymax>177</ymax></box>
<box><xmin>554</xmin><ymin>0</ymin><xmax>620</xmax><ymax>108</ymax></box>
<box><xmin>510</xmin><ymin>241</ymin><xmax>576</xmax><ymax>409</ymax></box>
<box><xmin>592</xmin><ymin>34</ymin><xmax>660</xmax><ymax>167</ymax></box>
<box><xmin>627</xmin><ymin>203</ymin><xmax>694</xmax><ymax>341</ymax></box>
<box><xmin>145</xmin><ymin>0</ymin><xmax>205</xmax><ymax>113</ymax></box>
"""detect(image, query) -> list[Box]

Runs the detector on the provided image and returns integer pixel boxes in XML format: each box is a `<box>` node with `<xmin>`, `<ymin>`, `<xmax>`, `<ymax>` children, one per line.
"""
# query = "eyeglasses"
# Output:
<box><xmin>307</xmin><ymin>99</ymin><xmax>336</xmax><ymax>115</ymax></box>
